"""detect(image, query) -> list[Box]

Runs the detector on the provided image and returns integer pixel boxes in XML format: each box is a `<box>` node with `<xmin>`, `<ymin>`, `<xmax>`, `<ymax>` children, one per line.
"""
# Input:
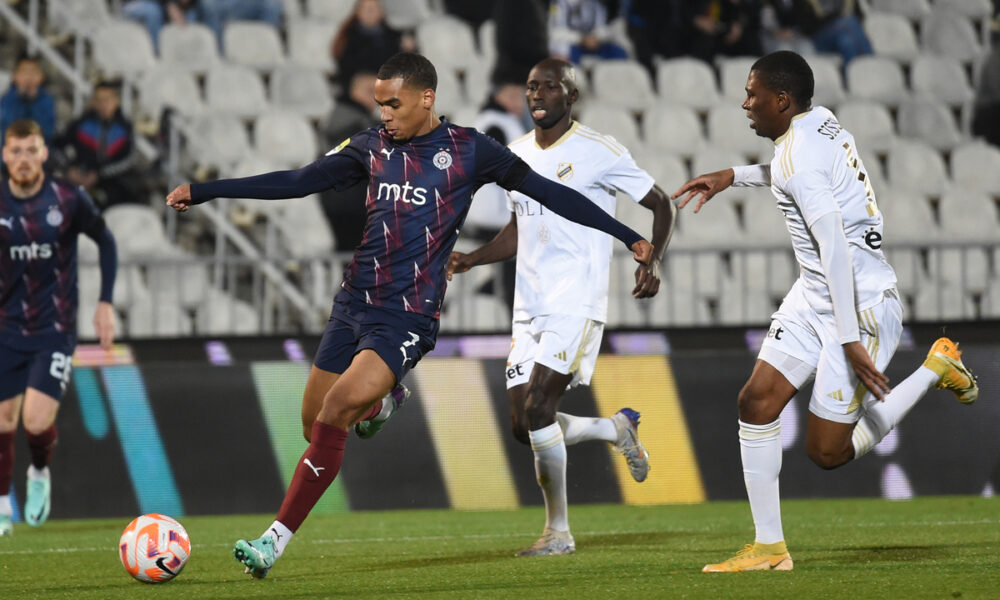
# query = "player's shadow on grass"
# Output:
<box><xmin>822</xmin><ymin>544</ymin><xmax>952</xmax><ymax>563</ymax></box>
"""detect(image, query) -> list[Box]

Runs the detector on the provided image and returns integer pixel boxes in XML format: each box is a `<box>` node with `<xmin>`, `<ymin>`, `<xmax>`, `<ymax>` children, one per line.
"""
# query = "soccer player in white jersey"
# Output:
<box><xmin>448</xmin><ymin>58</ymin><xmax>676</xmax><ymax>556</ymax></box>
<box><xmin>672</xmin><ymin>51</ymin><xmax>979</xmax><ymax>572</ymax></box>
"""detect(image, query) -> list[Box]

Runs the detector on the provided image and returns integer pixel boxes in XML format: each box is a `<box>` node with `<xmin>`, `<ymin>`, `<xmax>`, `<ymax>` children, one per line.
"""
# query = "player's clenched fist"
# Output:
<box><xmin>446</xmin><ymin>252</ymin><xmax>473</xmax><ymax>281</ymax></box>
<box><xmin>166</xmin><ymin>184</ymin><xmax>193</xmax><ymax>212</ymax></box>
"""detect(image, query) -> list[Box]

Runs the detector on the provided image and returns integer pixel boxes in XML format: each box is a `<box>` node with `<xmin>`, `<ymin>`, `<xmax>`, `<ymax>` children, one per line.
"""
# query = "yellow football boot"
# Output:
<box><xmin>702</xmin><ymin>541</ymin><xmax>793</xmax><ymax>572</ymax></box>
<box><xmin>923</xmin><ymin>337</ymin><xmax>978</xmax><ymax>404</ymax></box>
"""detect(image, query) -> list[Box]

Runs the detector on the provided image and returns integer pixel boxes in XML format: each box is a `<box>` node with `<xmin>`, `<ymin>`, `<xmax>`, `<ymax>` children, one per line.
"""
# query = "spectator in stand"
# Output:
<box><xmin>319</xmin><ymin>72</ymin><xmax>380</xmax><ymax>252</ymax></box>
<box><xmin>122</xmin><ymin>0</ymin><xmax>207</xmax><ymax>52</ymax></box>
<box><xmin>624</xmin><ymin>0</ymin><xmax>687</xmax><ymax>75</ymax></box>
<box><xmin>549</xmin><ymin>0</ymin><xmax>628</xmax><ymax>64</ymax></box>
<box><xmin>442</xmin><ymin>0</ymin><xmax>496</xmax><ymax>31</ymax></box>
<box><xmin>767</xmin><ymin>0</ymin><xmax>872</xmax><ymax>66</ymax></box>
<box><xmin>199</xmin><ymin>0</ymin><xmax>283</xmax><ymax>42</ymax></box>
<box><xmin>492</xmin><ymin>0</ymin><xmax>549</xmax><ymax>86</ymax></box>
<box><xmin>0</xmin><ymin>56</ymin><xmax>55</xmax><ymax>146</ymax></box>
<box><xmin>687</xmin><ymin>0</ymin><xmax>764</xmax><ymax>63</ymax></box>
<box><xmin>972</xmin><ymin>41</ymin><xmax>1000</xmax><ymax>148</ymax></box>
<box><xmin>332</xmin><ymin>0</ymin><xmax>415</xmax><ymax>88</ymax></box>
<box><xmin>53</xmin><ymin>82</ymin><xmax>142</xmax><ymax>210</ymax></box>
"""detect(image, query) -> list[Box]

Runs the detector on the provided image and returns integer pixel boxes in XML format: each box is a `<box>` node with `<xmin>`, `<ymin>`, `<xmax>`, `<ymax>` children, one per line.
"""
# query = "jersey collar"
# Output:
<box><xmin>534</xmin><ymin>121</ymin><xmax>578</xmax><ymax>151</ymax></box>
<box><xmin>774</xmin><ymin>109</ymin><xmax>812</xmax><ymax>146</ymax></box>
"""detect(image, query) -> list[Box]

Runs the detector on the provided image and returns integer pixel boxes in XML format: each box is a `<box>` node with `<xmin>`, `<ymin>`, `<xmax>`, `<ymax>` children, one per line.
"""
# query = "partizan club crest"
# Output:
<box><xmin>46</xmin><ymin>205</ymin><xmax>63</xmax><ymax>227</ymax></box>
<box><xmin>433</xmin><ymin>150</ymin><xmax>453</xmax><ymax>170</ymax></box>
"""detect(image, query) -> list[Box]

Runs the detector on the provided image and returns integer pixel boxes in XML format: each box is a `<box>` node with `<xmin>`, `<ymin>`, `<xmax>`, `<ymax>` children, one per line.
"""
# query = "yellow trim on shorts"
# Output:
<box><xmin>568</xmin><ymin>319</ymin><xmax>596</xmax><ymax>374</ymax></box>
<box><xmin>847</xmin><ymin>308</ymin><xmax>880</xmax><ymax>414</ymax></box>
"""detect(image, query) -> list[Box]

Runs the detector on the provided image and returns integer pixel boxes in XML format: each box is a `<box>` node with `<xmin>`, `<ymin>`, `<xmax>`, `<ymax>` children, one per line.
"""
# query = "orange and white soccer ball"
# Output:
<box><xmin>119</xmin><ymin>513</ymin><xmax>191</xmax><ymax>583</ymax></box>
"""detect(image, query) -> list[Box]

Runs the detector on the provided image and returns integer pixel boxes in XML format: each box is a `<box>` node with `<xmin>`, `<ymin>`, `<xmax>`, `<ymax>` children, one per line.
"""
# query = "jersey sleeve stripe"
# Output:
<box><xmin>574</xmin><ymin>128</ymin><xmax>624</xmax><ymax>157</ymax></box>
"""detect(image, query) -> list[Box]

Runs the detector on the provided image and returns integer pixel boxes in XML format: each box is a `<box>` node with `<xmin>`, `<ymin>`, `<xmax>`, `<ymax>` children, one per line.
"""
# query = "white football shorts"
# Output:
<box><xmin>758</xmin><ymin>283</ymin><xmax>903</xmax><ymax>424</ymax></box>
<box><xmin>505</xmin><ymin>314</ymin><xmax>604</xmax><ymax>389</ymax></box>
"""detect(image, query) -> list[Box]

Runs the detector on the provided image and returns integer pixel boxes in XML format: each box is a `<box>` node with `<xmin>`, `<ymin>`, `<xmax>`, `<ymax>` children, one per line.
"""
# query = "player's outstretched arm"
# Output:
<box><xmin>515</xmin><ymin>170</ymin><xmax>652</xmax><ymax>264</ymax></box>
<box><xmin>633</xmin><ymin>185</ymin><xmax>676</xmax><ymax>298</ymax></box>
<box><xmin>82</xmin><ymin>216</ymin><xmax>118</xmax><ymax>351</ymax></box>
<box><xmin>447</xmin><ymin>214</ymin><xmax>518</xmax><ymax>281</ymax></box>
<box><xmin>670</xmin><ymin>168</ymin><xmax>735</xmax><ymax>213</ymax></box>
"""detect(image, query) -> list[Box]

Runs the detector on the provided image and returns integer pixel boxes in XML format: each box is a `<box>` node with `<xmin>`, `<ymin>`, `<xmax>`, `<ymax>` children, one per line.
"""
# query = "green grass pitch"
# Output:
<box><xmin>1</xmin><ymin>497</ymin><xmax>998</xmax><ymax>599</ymax></box>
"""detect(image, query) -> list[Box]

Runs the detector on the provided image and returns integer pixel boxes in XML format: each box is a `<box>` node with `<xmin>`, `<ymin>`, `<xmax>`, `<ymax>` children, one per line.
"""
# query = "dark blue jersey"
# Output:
<box><xmin>0</xmin><ymin>177</ymin><xmax>105</xmax><ymax>342</ymax></box>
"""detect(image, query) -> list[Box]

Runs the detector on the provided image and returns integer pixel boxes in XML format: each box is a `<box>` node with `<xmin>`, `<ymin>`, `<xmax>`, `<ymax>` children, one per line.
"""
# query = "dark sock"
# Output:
<box><xmin>0</xmin><ymin>431</ymin><xmax>14</xmax><ymax>494</ymax></box>
<box><xmin>275</xmin><ymin>421</ymin><xmax>347</xmax><ymax>533</ymax></box>
<box><xmin>26</xmin><ymin>425</ymin><xmax>57</xmax><ymax>470</ymax></box>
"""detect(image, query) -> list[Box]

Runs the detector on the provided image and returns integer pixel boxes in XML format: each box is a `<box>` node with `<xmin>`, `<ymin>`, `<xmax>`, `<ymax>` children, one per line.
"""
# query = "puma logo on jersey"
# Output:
<box><xmin>381</xmin><ymin>147</ymin><xmax>395</xmax><ymax>160</ymax></box>
<box><xmin>0</xmin><ymin>217</ymin><xmax>13</xmax><ymax>230</ymax></box>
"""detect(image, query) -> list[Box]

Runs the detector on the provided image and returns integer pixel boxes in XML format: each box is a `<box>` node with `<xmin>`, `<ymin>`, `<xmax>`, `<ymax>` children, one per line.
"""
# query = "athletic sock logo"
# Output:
<box><xmin>302</xmin><ymin>458</ymin><xmax>326</xmax><ymax>480</ymax></box>
<box><xmin>270</xmin><ymin>527</ymin><xmax>283</xmax><ymax>541</ymax></box>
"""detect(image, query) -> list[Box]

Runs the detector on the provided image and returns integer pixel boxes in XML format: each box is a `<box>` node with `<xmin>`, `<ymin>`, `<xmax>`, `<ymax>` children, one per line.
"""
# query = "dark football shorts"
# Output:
<box><xmin>0</xmin><ymin>336</ymin><xmax>77</xmax><ymax>401</ymax></box>
<box><xmin>313</xmin><ymin>289</ymin><xmax>439</xmax><ymax>384</ymax></box>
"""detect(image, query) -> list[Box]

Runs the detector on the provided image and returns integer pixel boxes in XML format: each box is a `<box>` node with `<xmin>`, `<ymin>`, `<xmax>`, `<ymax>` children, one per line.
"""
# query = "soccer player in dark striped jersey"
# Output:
<box><xmin>165</xmin><ymin>52</ymin><xmax>653</xmax><ymax>578</ymax></box>
<box><xmin>0</xmin><ymin>119</ymin><xmax>118</xmax><ymax>536</ymax></box>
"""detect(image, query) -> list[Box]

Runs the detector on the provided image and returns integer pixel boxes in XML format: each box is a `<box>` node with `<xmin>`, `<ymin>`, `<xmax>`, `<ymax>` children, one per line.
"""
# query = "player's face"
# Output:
<box><xmin>742</xmin><ymin>71</ymin><xmax>785</xmax><ymax>140</ymax></box>
<box><xmin>374</xmin><ymin>77</ymin><xmax>434</xmax><ymax>142</ymax></box>
<box><xmin>2</xmin><ymin>134</ymin><xmax>48</xmax><ymax>188</ymax></box>
<box><xmin>525</xmin><ymin>66</ymin><xmax>572</xmax><ymax>129</ymax></box>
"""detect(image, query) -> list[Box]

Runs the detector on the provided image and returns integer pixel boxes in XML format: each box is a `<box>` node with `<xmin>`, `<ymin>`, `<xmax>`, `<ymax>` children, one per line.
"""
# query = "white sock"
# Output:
<box><xmin>739</xmin><ymin>419</ymin><xmax>784</xmax><ymax>545</ymax></box>
<box><xmin>556</xmin><ymin>412</ymin><xmax>617</xmax><ymax>446</ymax></box>
<box><xmin>852</xmin><ymin>366</ymin><xmax>938</xmax><ymax>458</ymax></box>
<box><xmin>0</xmin><ymin>494</ymin><xmax>11</xmax><ymax>517</ymax></box>
<box><xmin>528</xmin><ymin>423</ymin><xmax>569</xmax><ymax>532</ymax></box>
<box><xmin>373</xmin><ymin>396</ymin><xmax>393</xmax><ymax>422</ymax></box>
<box><xmin>27</xmin><ymin>465</ymin><xmax>49</xmax><ymax>481</ymax></box>
<box><xmin>263</xmin><ymin>520</ymin><xmax>294</xmax><ymax>559</ymax></box>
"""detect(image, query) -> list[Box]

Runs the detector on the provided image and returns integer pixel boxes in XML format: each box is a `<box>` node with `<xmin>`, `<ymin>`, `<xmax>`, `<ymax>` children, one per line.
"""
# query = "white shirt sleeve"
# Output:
<box><xmin>732</xmin><ymin>164</ymin><xmax>771</xmax><ymax>187</ymax></box>
<box><xmin>604</xmin><ymin>151</ymin><xmax>655</xmax><ymax>203</ymax></box>
<box><xmin>810</xmin><ymin>211</ymin><xmax>861</xmax><ymax>344</ymax></box>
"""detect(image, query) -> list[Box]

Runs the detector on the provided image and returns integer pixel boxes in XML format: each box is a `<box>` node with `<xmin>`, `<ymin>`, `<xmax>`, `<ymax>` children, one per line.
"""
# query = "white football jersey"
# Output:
<box><xmin>506</xmin><ymin>122</ymin><xmax>655</xmax><ymax>322</ymax></box>
<box><xmin>769</xmin><ymin>106</ymin><xmax>897</xmax><ymax>313</ymax></box>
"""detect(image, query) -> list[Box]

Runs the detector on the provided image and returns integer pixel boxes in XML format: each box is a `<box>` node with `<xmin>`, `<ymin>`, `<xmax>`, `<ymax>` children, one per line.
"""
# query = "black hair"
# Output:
<box><xmin>377</xmin><ymin>52</ymin><xmax>437</xmax><ymax>92</ymax></box>
<box><xmin>750</xmin><ymin>51</ymin><xmax>814</xmax><ymax>106</ymax></box>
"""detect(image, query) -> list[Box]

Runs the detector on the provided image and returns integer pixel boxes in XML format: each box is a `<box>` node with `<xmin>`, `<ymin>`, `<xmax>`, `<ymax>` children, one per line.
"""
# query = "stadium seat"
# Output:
<box><xmin>416</xmin><ymin>15</ymin><xmax>481</xmax><ymax>74</ymax></box>
<box><xmin>382</xmin><ymin>0</ymin><xmax>431</xmax><ymax>30</ymax></box>
<box><xmin>614</xmin><ymin>194</ymin><xmax>651</xmax><ymax>236</ymax></box>
<box><xmin>656</xmin><ymin>57</ymin><xmax>721</xmax><ymax>111</ymax></box>
<box><xmin>869</xmin><ymin>0</ymin><xmax>931</xmax><ymax>20</ymax></box>
<box><xmin>159</xmin><ymin>23</ymin><xmax>219</xmax><ymax>73</ymax></box>
<box><xmin>663</xmin><ymin>252</ymin><xmax>726</xmax><ymax>298</ymax></box>
<box><xmin>863</xmin><ymin>12</ymin><xmax>920</xmax><ymax>62</ymax></box>
<box><xmin>103</xmin><ymin>205</ymin><xmax>174</xmax><ymax>258</ymax></box>
<box><xmin>933</xmin><ymin>0</ymin><xmax>994</xmax><ymax>20</ymax></box>
<box><xmin>910</xmin><ymin>55</ymin><xmax>975</xmax><ymax>107</ymax></box>
<box><xmin>883</xmin><ymin>247</ymin><xmax>924</xmax><ymax>293</ymax></box>
<box><xmin>92</xmin><ymin>20</ymin><xmax>157</xmax><ymax>76</ymax></box>
<box><xmin>590</xmin><ymin>60</ymin><xmax>657</xmax><ymax>112</ymax></box>
<box><xmin>196</xmin><ymin>290</ymin><xmax>262</xmax><ymax>335</ymax></box>
<box><xmin>650</xmin><ymin>280</ymin><xmax>713</xmax><ymax>326</ymax></box>
<box><xmin>718</xmin><ymin>279</ymin><xmax>774</xmax><ymax>325</ymax></box>
<box><xmin>280</xmin><ymin>0</ymin><xmax>302</xmax><ymax>19</ymax></box>
<box><xmin>128</xmin><ymin>298</ymin><xmax>195</xmax><ymax>338</ymax></box>
<box><xmin>717</xmin><ymin>56</ymin><xmax>757</xmax><ymax>103</ymax></box>
<box><xmin>950</xmin><ymin>142</ymin><xmax>1000</xmax><ymax>195</ymax></box>
<box><xmin>896</xmin><ymin>97</ymin><xmax>963</xmax><ymax>151</ymax></box>
<box><xmin>642</xmin><ymin>103</ymin><xmax>705</xmax><ymax>158</ymax></box>
<box><xmin>836</xmin><ymin>101</ymin><xmax>896</xmax><ymax>153</ymax></box>
<box><xmin>691</xmin><ymin>147</ymin><xmax>747</xmax><ymax>179</ymax></box>
<box><xmin>934</xmin><ymin>246</ymin><xmax>991</xmax><ymax>291</ymax></box>
<box><xmin>47</xmin><ymin>0</ymin><xmax>112</xmax><ymax>36</ymax></box>
<box><xmin>920</xmin><ymin>10</ymin><xmax>984</xmax><ymax>65</ymax></box>
<box><xmin>478</xmin><ymin>20</ymin><xmax>496</xmax><ymax>64</ymax></box>
<box><xmin>188</xmin><ymin>115</ymin><xmax>252</xmax><ymax>168</ymax></box>
<box><xmin>462</xmin><ymin>57</ymin><xmax>493</xmax><ymax>107</ymax></box>
<box><xmin>672</xmin><ymin>197</ymin><xmax>742</xmax><ymax>248</ymax></box>
<box><xmin>433</xmin><ymin>67</ymin><xmax>465</xmax><ymax>119</ymax></box>
<box><xmin>224</xmin><ymin>21</ymin><xmax>286</xmax><ymax>71</ymax></box>
<box><xmin>886</xmin><ymin>140</ymin><xmax>950</xmax><ymax>197</ymax></box>
<box><xmin>147</xmin><ymin>258</ymin><xmax>212</xmax><ymax>309</ymax></box>
<box><xmin>287</xmin><ymin>20</ymin><xmax>338</xmax><ymax>72</ymax></box>
<box><xmin>913</xmin><ymin>282</ymin><xmax>975</xmax><ymax>320</ymax></box>
<box><xmin>740</xmin><ymin>250</ymin><xmax>797</xmax><ymax>296</ymax></box>
<box><xmin>269</xmin><ymin>66</ymin><xmax>334</xmax><ymax>120</ymax></box>
<box><xmin>877</xmin><ymin>188</ymin><xmax>940</xmax><ymax>243</ymax></box>
<box><xmin>809</xmin><ymin>54</ymin><xmax>846</xmax><ymax>108</ymax></box>
<box><xmin>305</xmin><ymin>0</ymin><xmax>354</xmax><ymax>23</ymax></box>
<box><xmin>78</xmin><ymin>262</ymin><xmax>149</xmax><ymax>310</ymax></box>
<box><xmin>254</xmin><ymin>111</ymin><xmax>319</xmax><ymax>167</ymax></box>
<box><xmin>937</xmin><ymin>190</ymin><xmax>998</xmax><ymax>241</ymax></box>
<box><xmin>137</xmin><ymin>67</ymin><xmax>205</xmax><ymax>118</ymax></box>
<box><xmin>274</xmin><ymin>195</ymin><xmax>335</xmax><ymax>257</ymax></box>
<box><xmin>984</xmin><ymin>278</ymin><xmax>1000</xmax><ymax>318</ymax></box>
<box><xmin>706</xmin><ymin>105</ymin><xmax>772</xmax><ymax>161</ymax></box>
<box><xmin>846</xmin><ymin>56</ymin><xmax>907</xmax><ymax>106</ymax></box>
<box><xmin>577</xmin><ymin>105</ymin><xmax>642</xmax><ymax>152</ymax></box>
<box><xmin>227</xmin><ymin>156</ymin><xmax>287</xmax><ymax>222</ymax></box>
<box><xmin>205</xmin><ymin>64</ymin><xmax>269</xmax><ymax>117</ymax></box>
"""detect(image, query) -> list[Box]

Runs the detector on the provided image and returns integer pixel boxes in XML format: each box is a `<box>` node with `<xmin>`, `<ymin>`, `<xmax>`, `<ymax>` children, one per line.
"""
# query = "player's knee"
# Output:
<box><xmin>806</xmin><ymin>443</ymin><xmax>849</xmax><ymax>470</ymax></box>
<box><xmin>737</xmin><ymin>383</ymin><xmax>779</xmax><ymax>423</ymax></box>
<box><xmin>21</xmin><ymin>413</ymin><xmax>52</xmax><ymax>436</ymax></box>
<box><xmin>524</xmin><ymin>390</ymin><xmax>557</xmax><ymax>430</ymax></box>
<box><xmin>511</xmin><ymin>421</ymin><xmax>530</xmax><ymax>445</ymax></box>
